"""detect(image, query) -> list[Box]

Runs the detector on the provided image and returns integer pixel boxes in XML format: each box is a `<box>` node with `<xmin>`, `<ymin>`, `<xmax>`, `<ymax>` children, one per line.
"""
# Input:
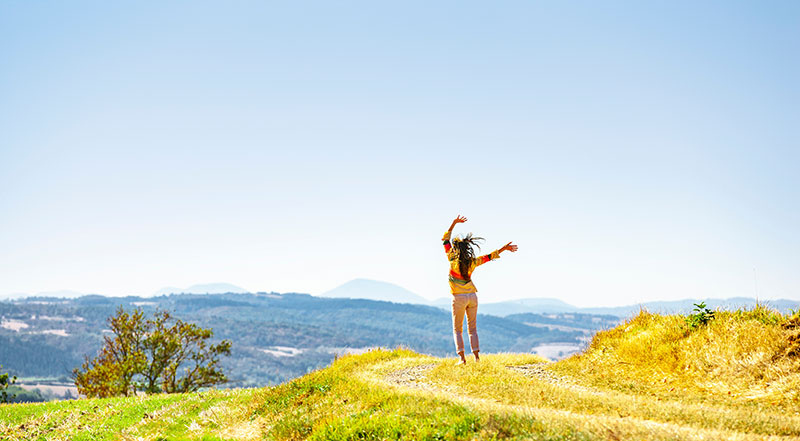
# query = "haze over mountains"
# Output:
<box><xmin>5</xmin><ymin>283</ymin><xmax>252</xmax><ymax>300</ymax></box>
<box><xmin>320</xmin><ymin>278</ymin><xmax>432</xmax><ymax>304</ymax></box>
<box><xmin>3</xmin><ymin>278</ymin><xmax>797</xmax><ymax>317</ymax></box>
<box><xmin>317</xmin><ymin>278</ymin><xmax>799</xmax><ymax>317</ymax></box>
<box><xmin>151</xmin><ymin>283</ymin><xmax>250</xmax><ymax>296</ymax></box>
<box><xmin>2</xmin><ymin>290</ymin><xmax>88</xmax><ymax>300</ymax></box>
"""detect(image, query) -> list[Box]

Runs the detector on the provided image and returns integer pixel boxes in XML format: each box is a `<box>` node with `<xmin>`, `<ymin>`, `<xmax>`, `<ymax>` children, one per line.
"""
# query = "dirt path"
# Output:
<box><xmin>506</xmin><ymin>363</ymin><xmax>605</xmax><ymax>396</ymax></box>
<box><xmin>382</xmin><ymin>363</ymin><xmax>439</xmax><ymax>391</ymax></box>
<box><xmin>383</xmin><ymin>362</ymin><xmax>602</xmax><ymax>396</ymax></box>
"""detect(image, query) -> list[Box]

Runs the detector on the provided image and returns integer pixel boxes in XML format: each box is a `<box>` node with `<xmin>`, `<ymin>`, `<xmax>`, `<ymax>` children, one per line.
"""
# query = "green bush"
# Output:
<box><xmin>685</xmin><ymin>302</ymin><xmax>715</xmax><ymax>330</ymax></box>
<box><xmin>0</xmin><ymin>365</ymin><xmax>16</xmax><ymax>403</ymax></box>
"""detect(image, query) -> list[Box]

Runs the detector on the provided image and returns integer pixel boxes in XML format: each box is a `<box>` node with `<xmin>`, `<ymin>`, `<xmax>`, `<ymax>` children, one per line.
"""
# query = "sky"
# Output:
<box><xmin>1</xmin><ymin>1</ymin><xmax>798</xmax><ymax>307</ymax></box>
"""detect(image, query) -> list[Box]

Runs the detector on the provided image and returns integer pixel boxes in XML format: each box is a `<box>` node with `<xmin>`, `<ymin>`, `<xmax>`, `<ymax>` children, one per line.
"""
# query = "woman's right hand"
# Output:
<box><xmin>453</xmin><ymin>215</ymin><xmax>467</xmax><ymax>224</ymax></box>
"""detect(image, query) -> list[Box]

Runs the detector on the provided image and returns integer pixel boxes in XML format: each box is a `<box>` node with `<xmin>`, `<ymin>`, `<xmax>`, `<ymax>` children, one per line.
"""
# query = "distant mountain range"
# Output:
<box><xmin>477</xmin><ymin>297</ymin><xmax>800</xmax><ymax>317</ymax></box>
<box><xmin>320</xmin><ymin>279</ymin><xmax>431</xmax><ymax>304</ymax></box>
<box><xmin>152</xmin><ymin>283</ymin><xmax>250</xmax><ymax>296</ymax></box>
<box><xmin>2</xmin><ymin>284</ymin><xmax>251</xmax><ymax>300</ymax></box>
<box><xmin>1</xmin><ymin>290</ymin><xmax>92</xmax><ymax>300</ymax></box>
<box><xmin>4</xmin><ymin>279</ymin><xmax>797</xmax><ymax>318</ymax></box>
<box><xmin>315</xmin><ymin>279</ymin><xmax>798</xmax><ymax>317</ymax></box>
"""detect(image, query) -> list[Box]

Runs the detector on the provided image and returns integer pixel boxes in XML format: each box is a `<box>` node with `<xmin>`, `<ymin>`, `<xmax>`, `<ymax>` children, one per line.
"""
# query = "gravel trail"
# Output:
<box><xmin>506</xmin><ymin>363</ymin><xmax>604</xmax><ymax>396</ymax></box>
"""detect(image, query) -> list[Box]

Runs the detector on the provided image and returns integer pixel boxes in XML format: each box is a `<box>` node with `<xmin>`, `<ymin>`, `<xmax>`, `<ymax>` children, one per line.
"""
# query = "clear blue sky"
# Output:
<box><xmin>1</xmin><ymin>1</ymin><xmax>798</xmax><ymax>307</ymax></box>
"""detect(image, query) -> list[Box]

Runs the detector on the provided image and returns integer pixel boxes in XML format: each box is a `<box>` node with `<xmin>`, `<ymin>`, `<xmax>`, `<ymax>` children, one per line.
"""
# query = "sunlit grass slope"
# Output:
<box><xmin>2</xmin><ymin>305</ymin><xmax>800</xmax><ymax>440</ymax></box>
<box><xmin>0</xmin><ymin>350</ymin><xmax>561</xmax><ymax>441</ymax></box>
<box><xmin>554</xmin><ymin>304</ymin><xmax>800</xmax><ymax>407</ymax></box>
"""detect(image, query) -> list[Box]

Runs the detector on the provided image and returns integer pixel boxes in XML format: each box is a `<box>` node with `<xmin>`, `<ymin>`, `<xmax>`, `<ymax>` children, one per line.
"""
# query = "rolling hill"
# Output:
<box><xmin>2</xmin><ymin>305</ymin><xmax>798</xmax><ymax>440</ymax></box>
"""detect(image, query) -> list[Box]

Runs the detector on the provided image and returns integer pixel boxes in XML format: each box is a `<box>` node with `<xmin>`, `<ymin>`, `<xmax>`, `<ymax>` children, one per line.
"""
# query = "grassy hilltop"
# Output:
<box><xmin>2</xmin><ymin>305</ymin><xmax>800</xmax><ymax>441</ymax></box>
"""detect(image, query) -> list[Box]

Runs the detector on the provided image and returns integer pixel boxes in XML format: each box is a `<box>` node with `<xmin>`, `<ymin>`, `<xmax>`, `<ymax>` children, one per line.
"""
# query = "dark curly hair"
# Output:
<box><xmin>451</xmin><ymin>233</ymin><xmax>484</xmax><ymax>281</ymax></box>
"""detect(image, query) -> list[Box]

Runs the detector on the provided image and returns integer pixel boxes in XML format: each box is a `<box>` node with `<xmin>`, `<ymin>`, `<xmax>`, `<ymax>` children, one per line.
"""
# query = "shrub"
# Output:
<box><xmin>685</xmin><ymin>302</ymin><xmax>715</xmax><ymax>330</ymax></box>
<box><xmin>0</xmin><ymin>365</ymin><xmax>16</xmax><ymax>403</ymax></box>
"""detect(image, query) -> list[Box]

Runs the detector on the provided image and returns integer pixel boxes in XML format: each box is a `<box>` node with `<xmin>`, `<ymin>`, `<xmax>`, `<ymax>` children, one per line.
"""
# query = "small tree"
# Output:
<box><xmin>1</xmin><ymin>365</ymin><xmax>16</xmax><ymax>403</ymax></box>
<box><xmin>140</xmin><ymin>310</ymin><xmax>232</xmax><ymax>394</ymax></box>
<box><xmin>74</xmin><ymin>308</ymin><xmax>147</xmax><ymax>397</ymax></box>
<box><xmin>74</xmin><ymin>307</ymin><xmax>231</xmax><ymax>398</ymax></box>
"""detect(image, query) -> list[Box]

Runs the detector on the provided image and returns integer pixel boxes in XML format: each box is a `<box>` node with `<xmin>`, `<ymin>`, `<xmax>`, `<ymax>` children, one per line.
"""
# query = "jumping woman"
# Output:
<box><xmin>443</xmin><ymin>215</ymin><xmax>518</xmax><ymax>364</ymax></box>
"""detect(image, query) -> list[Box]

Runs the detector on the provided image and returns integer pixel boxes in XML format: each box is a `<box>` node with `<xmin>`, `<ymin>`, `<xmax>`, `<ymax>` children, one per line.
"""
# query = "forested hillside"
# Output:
<box><xmin>0</xmin><ymin>293</ymin><xmax>617</xmax><ymax>390</ymax></box>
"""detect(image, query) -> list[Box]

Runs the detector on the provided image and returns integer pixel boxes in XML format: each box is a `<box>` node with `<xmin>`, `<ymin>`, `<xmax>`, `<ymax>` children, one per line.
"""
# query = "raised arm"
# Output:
<box><xmin>499</xmin><ymin>242</ymin><xmax>518</xmax><ymax>253</ymax></box>
<box><xmin>473</xmin><ymin>241</ymin><xmax>518</xmax><ymax>267</ymax></box>
<box><xmin>442</xmin><ymin>215</ymin><xmax>467</xmax><ymax>254</ymax></box>
<box><xmin>448</xmin><ymin>215</ymin><xmax>467</xmax><ymax>233</ymax></box>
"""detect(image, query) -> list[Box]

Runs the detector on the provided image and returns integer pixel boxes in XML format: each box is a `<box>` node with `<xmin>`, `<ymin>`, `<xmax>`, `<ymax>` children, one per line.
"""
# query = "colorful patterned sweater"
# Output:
<box><xmin>442</xmin><ymin>230</ymin><xmax>501</xmax><ymax>294</ymax></box>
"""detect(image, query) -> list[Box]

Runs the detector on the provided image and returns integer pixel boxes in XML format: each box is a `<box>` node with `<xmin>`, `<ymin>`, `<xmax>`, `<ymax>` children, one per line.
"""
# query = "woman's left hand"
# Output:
<box><xmin>501</xmin><ymin>242</ymin><xmax>518</xmax><ymax>252</ymax></box>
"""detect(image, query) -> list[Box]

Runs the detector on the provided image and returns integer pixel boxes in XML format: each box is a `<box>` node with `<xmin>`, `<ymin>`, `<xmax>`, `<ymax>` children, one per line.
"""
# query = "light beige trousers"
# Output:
<box><xmin>451</xmin><ymin>292</ymin><xmax>479</xmax><ymax>353</ymax></box>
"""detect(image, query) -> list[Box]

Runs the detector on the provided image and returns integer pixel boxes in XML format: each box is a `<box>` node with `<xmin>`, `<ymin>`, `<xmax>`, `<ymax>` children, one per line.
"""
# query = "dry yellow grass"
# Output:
<box><xmin>360</xmin><ymin>351</ymin><xmax>800</xmax><ymax>439</ymax></box>
<box><xmin>554</xmin><ymin>304</ymin><xmax>800</xmax><ymax>408</ymax></box>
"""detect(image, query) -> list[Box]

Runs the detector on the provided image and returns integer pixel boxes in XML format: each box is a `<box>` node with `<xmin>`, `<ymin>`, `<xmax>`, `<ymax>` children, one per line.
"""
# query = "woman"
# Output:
<box><xmin>443</xmin><ymin>215</ymin><xmax>517</xmax><ymax>364</ymax></box>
